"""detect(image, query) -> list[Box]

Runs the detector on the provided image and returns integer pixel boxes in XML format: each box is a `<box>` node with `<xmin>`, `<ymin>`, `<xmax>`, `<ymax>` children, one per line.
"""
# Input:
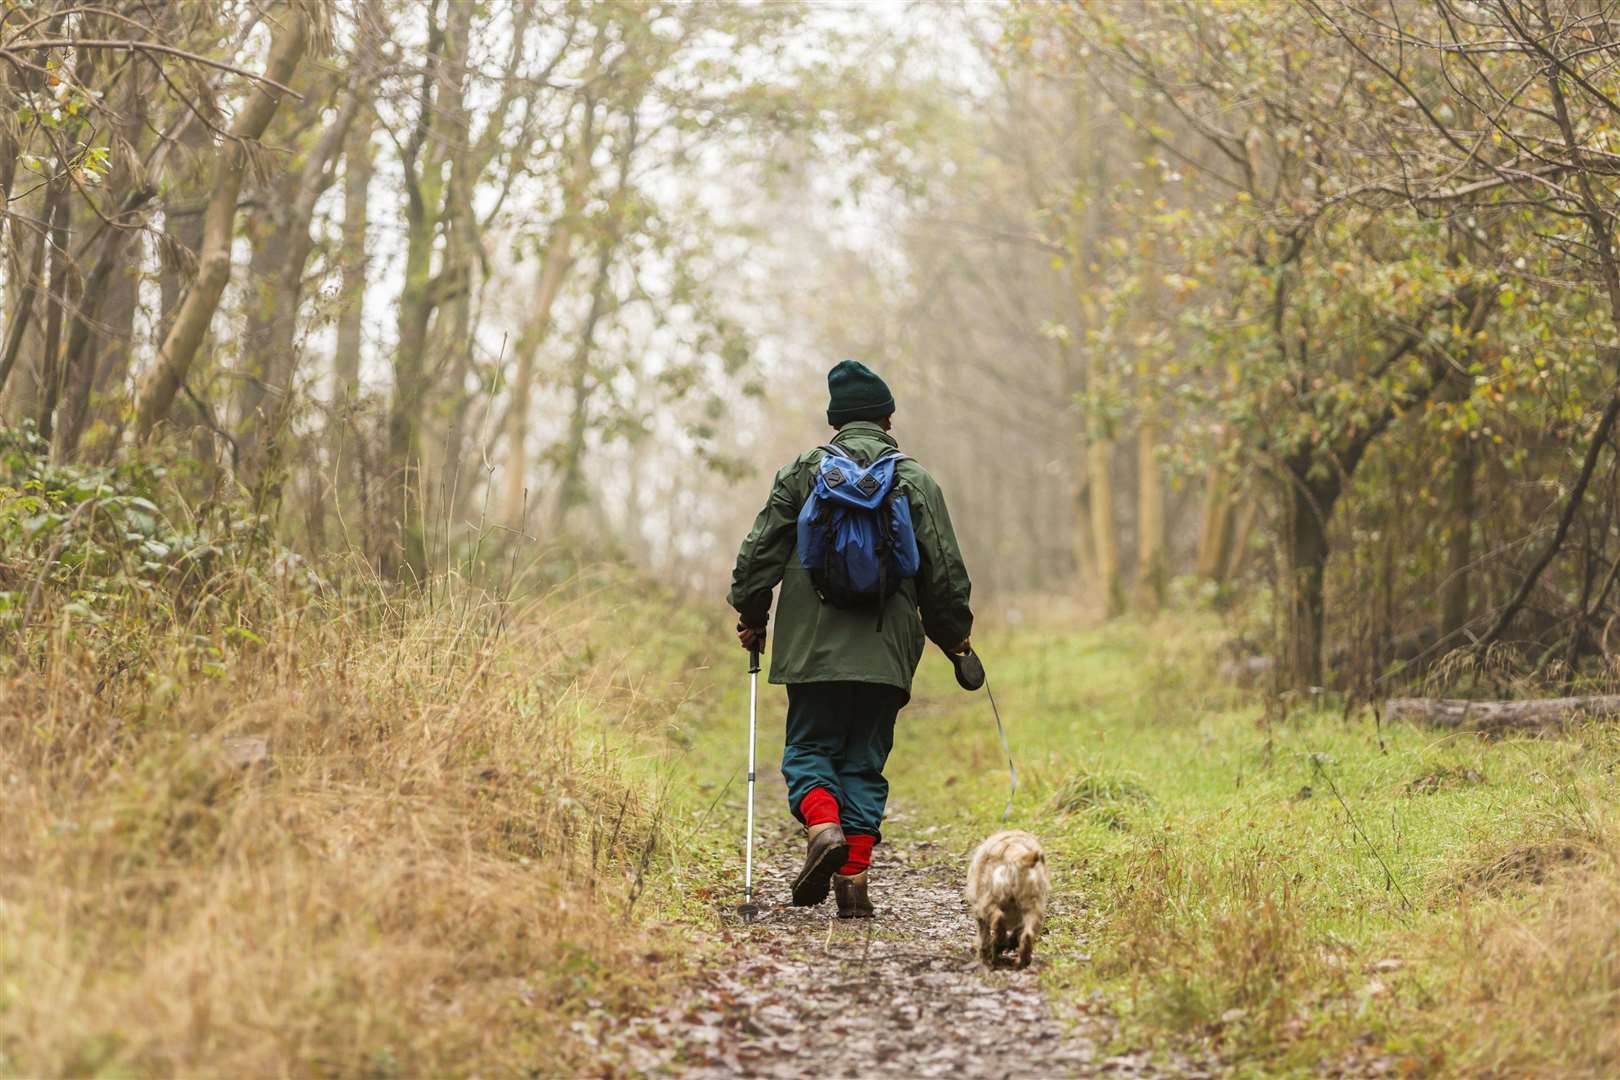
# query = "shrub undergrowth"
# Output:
<box><xmin>0</xmin><ymin>429</ymin><xmax>708</xmax><ymax>1075</ymax></box>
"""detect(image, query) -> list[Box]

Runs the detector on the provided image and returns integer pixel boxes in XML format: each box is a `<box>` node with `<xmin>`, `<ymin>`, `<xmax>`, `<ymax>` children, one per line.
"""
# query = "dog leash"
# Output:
<box><xmin>950</xmin><ymin>647</ymin><xmax>1017</xmax><ymax>822</ymax></box>
<box><xmin>985</xmin><ymin>674</ymin><xmax>1017</xmax><ymax>823</ymax></box>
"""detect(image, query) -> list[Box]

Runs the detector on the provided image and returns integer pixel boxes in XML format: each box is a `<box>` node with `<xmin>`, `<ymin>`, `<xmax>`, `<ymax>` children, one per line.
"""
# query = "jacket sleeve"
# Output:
<box><xmin>726</xmin><ymin>459</ymin><xmax>806</xmax><ymax>628</ymax></box>
<box><xmin>908</xmin><ymin>468</ymin><xmax>974</xmax><ymax>650</ymax></box>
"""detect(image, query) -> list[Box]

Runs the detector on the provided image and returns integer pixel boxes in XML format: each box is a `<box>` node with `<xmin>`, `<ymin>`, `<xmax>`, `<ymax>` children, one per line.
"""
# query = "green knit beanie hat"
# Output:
<box><xmin>825</xmin><ymin>360</ymin><xmax>895</xmax><ymax>427</ymax></box>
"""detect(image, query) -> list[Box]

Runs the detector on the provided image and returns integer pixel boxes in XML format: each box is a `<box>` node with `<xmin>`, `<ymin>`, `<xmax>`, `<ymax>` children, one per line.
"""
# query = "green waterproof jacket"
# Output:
<box><xmin>727</xmin><ymin>421</ymin><xmax>974</xmax><ymax>692</ymax></box>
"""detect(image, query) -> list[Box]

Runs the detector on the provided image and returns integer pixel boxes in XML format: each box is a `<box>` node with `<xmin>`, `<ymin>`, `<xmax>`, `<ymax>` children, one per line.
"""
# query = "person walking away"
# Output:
<box><xmin>728</xmin><ymin>360</ymin><xmax>974</xmax><ymax>917</ymax></box>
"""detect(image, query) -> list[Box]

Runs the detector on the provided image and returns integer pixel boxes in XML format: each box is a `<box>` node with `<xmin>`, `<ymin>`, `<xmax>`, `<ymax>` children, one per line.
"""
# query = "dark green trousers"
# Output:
<box><xmin>782</xmin><ymin>681</ymin><xmax>909</xmax><ymax>842</ymax></box>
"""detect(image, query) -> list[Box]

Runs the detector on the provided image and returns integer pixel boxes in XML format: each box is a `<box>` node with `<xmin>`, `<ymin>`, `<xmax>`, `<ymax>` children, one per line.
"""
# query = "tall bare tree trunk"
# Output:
<box><xmin>1071</xmin><ymin>73</ymin><xmax>1122</xmax><ymax>616</ymax></box>
<box><xmin>79</xmin><ymin>248</ymin><xmax>139</xmax><ymax>455</ymax></box>
<box><xmin>1088</xmin><ymin>441</ymin><xmax>1122</xmax><ymax>615</ymax></box>
<box><xmin>0</xmin><ymin>61</ymin><xmax>23</xmax><ymax>238</ymax></box>
<box><xmin>1135</xmin><ymin>454</ymin><xmax>1168</xmax><ymax>599</ymax></box>
<box><xmin>550</xmin><ymin>241</ymin><xmax>614</xmax><ymax>536</ymax></box>
<box><xmin>1133</xmin><ymin>135</ymin><xmax>1167</xmax><ymax>612</ymax></box>
<box><xmin>386</xmin><ymin>0</ymin><xmax>470</xmax><ymax>576</ymax></box>
<box><xmin>235</xmin><ymin>197</ymin><xmax>294</xmax><ymax>462</ymax></box>
<box><xmin>0</xmin><ymin>15</ymin><xmax>66</xmax><ymax>417</ymax></box>
<box><xmin>1286</xmin><ymin>474</ymin><xmax>1332</xmax><ymax>689</ymax></box>
<box><xmin>333</xmin><ymin>113</ymin><xmax>374</xmax><ymax>404</ymax></box>
<box><xmin>500</xmin><ymin>228</ymin><xmax>579</xmax><ymax>525</ymax></box>
<box><xmin>1196</xmin><ymin>466</ymin><xmax>1236</xmax><ymax>581</ymax></box>
<box><xmin>54</xmin><ymin>186</ymin><xmax>153</xmax><ymax>459</ymax></box>
<box><xmin>158</xmin><ymin>208</ymin><xmax>204</xmax><ymax>337</ymax></box>
<box><xmin>501</xmin><ymin>100</ymin><xmax>597</xmax><ymax>526</ymax></box>
<box><xmin>329</xmin><ymin>112</ymin><xmax>375</xmax><ymax>545</ymax></box>
<box><xmin>1070</xmin><ymin>472</ymin><xmax>1098</xmax><ymax>587</ymax></box>
<box><xmin>433</xmin><ymin>258</ymin><xmax>476</xmax><ymax>530</ymax></box>
<box><xmin>35</xmin><ymin>180</ymin><xmax>72</xmax><ymax>442</ymax></box>
<box><xmin>45</xmin><ymin>32</ymin><xmax>131</xmax><ymax>459</ymax></box>
<box><xmin>236</xmin><ymin>91</ymin><xmax>361</xmax><ymax>485</ymax></box>
<box><xmin>132</xmin><ymin>7</ymin><xmax>308</xmax><ymax>443</ymax></box>
<box><xmin>1223</xmin><ymin>497</ymin><xmax>1258</xmax><ymax>583</ymax></box>
<box><xmin>0</xmin><ymin>181</ymin><xmax>59</xmax><ymax>414</ymax></box>
<box><xmin>1059</xmin><ymin>273</ymin><xmax>1098</xmax><ymax>589</ymax></box>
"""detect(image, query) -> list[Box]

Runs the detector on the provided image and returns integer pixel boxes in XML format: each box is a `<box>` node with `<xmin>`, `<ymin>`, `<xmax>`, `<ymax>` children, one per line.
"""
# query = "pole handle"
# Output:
<box><xmin>749</xmin><ymin>646</ymin><xmax>760</xmax><ymax>674</ymax></box>
<box><xmin>949</xmin><ymin>645</ymin><xmax>985</xmax><ymax>691</ymax></box>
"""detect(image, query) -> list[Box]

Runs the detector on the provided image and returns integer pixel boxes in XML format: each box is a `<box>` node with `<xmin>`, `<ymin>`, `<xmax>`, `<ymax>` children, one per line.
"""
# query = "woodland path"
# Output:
<box><xmin>605</xmin><ymin>784</ymin><xmax>1208</xmax><ymax>1079</ymax></box>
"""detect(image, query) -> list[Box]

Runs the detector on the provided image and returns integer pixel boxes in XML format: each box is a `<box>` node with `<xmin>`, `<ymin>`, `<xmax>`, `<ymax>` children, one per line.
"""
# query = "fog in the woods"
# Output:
<box><xmin>9</xmin><ymin>2</ymin><xmax>1620</xmax><ymax>1076</ymax></box>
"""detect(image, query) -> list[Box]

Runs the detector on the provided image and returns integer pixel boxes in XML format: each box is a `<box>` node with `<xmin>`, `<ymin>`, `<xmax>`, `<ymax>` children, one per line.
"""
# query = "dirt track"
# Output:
<box><xmin>605</xmin><ymin>798</ymin><xmax>1208</xmax><ymax>1079</ymax></box>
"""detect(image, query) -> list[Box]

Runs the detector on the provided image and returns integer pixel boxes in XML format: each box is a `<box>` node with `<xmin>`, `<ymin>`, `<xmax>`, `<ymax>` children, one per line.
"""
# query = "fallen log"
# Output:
<box><xmin>1383</xmin><ymin>695</ymin><xmax>1620</xmax><ymax>734</ymax></box>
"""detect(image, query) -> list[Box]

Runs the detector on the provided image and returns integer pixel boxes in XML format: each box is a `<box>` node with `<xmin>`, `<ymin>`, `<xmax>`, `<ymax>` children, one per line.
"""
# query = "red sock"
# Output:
<box><xmin>799</xmin><ymin>787</ymin><xmax>840</xmax><ymax>828</ymax></box>
<box><xmin>839</xmin><ymin>834</ymin><xmax>874</xmax><ymax>876</ymax></box>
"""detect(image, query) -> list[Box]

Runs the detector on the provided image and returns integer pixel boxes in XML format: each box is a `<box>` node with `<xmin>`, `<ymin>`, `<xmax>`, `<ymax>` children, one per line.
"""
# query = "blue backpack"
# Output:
<box><xmin>795</xmin><ymin>444</ymin><xmax>921</xmax><ymax>621</ymax></box>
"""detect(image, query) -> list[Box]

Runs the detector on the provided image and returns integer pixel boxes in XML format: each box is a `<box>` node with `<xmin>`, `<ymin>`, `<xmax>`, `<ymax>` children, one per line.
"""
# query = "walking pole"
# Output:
<box><xmin>737</xmin><ymin>646</ymin><xmax>762</xmax><ymax>923</ymax></box>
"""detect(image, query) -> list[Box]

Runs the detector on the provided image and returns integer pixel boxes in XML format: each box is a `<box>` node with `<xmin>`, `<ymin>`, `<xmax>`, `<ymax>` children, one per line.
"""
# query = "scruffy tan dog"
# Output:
<box><xmin>965</xmin><ymin>830</ymin><xmax>1050</xmax><ymax>969</ymax></box>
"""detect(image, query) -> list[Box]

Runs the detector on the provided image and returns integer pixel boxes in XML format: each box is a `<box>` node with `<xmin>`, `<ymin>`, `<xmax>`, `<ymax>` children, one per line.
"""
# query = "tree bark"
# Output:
<box><xmin>1286</xmin><ymin>471</ymin><xmax>1334</xmax><ymax>688</ymax></box>
<box><xmin>1070</xmin><ymin>472</ymin><xmax>1098</xmax><ymax>587</ymax></box>
<box><xmin>235</xmin><ymin>196</ymin><xmax>293</xmax><ymax>464</ymax></box>
<box><xmin>385</xmin><ymin>0</ymin><xmax>471</xmax><ymax>577</ymax></box>
<box><xmin>0</xmin><ymin>10</ymin><xmax>69</xmax><ymax>418</ymax></box>
<box><xmin>0</xmin><ymin>60</ymin><xmax>22</xmax><ymax>231</ymax></box>
<box><xmin>1135</xmin><ymin>409</ymin><xmax>1166</xmax><ymax>610</ymax></box>
<box><xmin>0</xmin><ymin>10</ymin><xmax>63</xmax><ymax>300</ymax></box>
<box><xmin>332</xmin><ymin>112</ymin><xmax>374</xmax><ymax>404</ymax></box>
<box><xmin>158</xmin><ymin>206</ymin><xmax>204</xmax><ymax>339</ymax></box>
<box><xmin>1065</xmin><ymin>69</ymin><xmax>1118</xmax><ymax>613</ymax></box>
<box><xmin>432</xmin><ymin>243</ymin><xmax>476</xmax><ymax>528</ymax></box>
<box><xmin>501</xmin><ymin>203</ymin><xmax>585</xmax><ymax>525</ymax></box>
<box><xmin>1196</xmin><ymin>467</ymin><xmax>1237</xmax><ymax>582</ymax></box>
<box><xmin>34</xmin><ymin>179</ymin><xmax>72</xmax><ymax>441</ymax></box>
<box><xmin>236</xmin><ymin>90</ymin><xmax>361</xmax><ymax>484</ymax></box>
<box><xmin>549</xmin><ymin>238</ymin><xmax>614</xmax><ymax>536</ymax></box>
<box><xmin>45</xmin><ymin>31</ymin><xmax>123</xmax><ymax>458</ymax></box>
<box><xmin>80</xmin><ymin>244</ymin><xmax>138</xmax><ymax>455</ymax></box>
<box><xmin>1223</xmin><ymin>497</ymin><xmax>1258</xmax><ymax>583</ymax></box>
<box><xmin>0</xmin><ymin>180</ymin><xmax>61</xmax><ymax>406</ymax></box>
<box><xmin>1088</xmin><ymin>428</ymin><xmax>1122</xmax><ymax>616</ymax></box>
<box><xmin>501</xmin><ymin>98</ymin><xmax>598</xmax><ymax>526</ymax></box>
<box><xmin>132</xmin><ymin>7</ymin><xmax>308</xmax><ymax>443</ymax></box>
<box><xmin>53</xmin><ymin>192</ymin><xmax>154</xmax><ymax>459</ymax></box>
<box><xmin>1133</xmin><ymin>133</ymin><xmax>1166</xmax><ymax>612</ymax></box>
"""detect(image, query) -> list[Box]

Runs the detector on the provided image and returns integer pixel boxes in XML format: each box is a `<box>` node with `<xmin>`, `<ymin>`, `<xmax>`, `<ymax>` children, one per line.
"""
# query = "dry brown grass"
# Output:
<box><xmin>1407</xmin><ymin>817</ymin><xmax>1620</xmax><ymax>1077</ymax></box>
<box><xmin>1095</xmin><ymin>839</ymin><xmax>1346</xmax><ymax>1047</ymax></box>
<box><xmin>0</xmin><ymin>567</ymin><xmax>704</xmax><ymax>1076</ymax></box>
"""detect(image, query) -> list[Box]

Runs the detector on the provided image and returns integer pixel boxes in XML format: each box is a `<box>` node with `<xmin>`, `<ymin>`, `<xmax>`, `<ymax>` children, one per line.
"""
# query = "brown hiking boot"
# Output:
<box><xmin>834</xmin><ymin>871</ymin><xmax>873</xmax><ymax>919</ymax></box>
<box><xmin>791</xmin><ymin>822</ymin><xmax>849</xmax><ymax>906</ymax></box>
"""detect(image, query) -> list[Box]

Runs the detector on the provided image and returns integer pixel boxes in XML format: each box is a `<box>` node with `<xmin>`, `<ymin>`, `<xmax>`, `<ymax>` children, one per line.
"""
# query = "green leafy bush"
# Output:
<box><xmin>0</xmin><ymin>423</ymin><xmax>319</xmax><ymax>633</ymax></box>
